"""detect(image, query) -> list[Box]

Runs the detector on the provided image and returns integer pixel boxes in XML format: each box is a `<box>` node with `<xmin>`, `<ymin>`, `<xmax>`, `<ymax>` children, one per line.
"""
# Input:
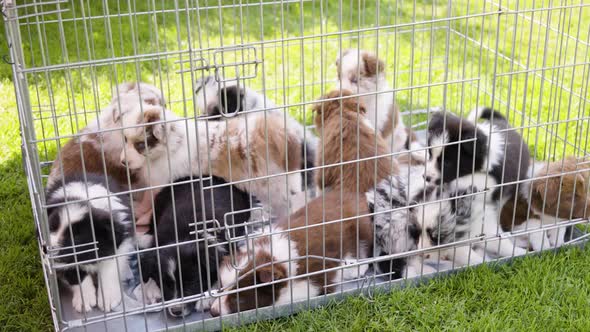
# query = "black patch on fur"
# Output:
<box><xmin>478</xmin><ymin>108</ymin><xmax>507</xmax><ymax>122</ymax></box>
<box><xmin>208</xmin><ymin>86</ymin><xmax>245</xmax><ymax>118</ymax></box>
<box><xmin>428</xmin><ymin>112</ymin><xmax>489</xmax><ymax>184</ymax></box>
<box><xmin>140</xmin><ymin>176</ymin><xmax>256</xmax><ymax>314</ymax></box>
<box><xmin>481</xmin><ymin>109</ymin><xmax>530</xmax><ymax>201</ymax></box>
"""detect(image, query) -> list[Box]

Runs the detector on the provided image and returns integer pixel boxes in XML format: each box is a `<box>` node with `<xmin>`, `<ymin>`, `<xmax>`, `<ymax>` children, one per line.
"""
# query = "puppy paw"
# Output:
<box><xmin>97</xmin><ymin>284</ymin><xmax>122</xmax><ymax>312</ymax></box>
<box><xmin>71</xmin><ymin>279</ymin><xmax>97</xmax><ymax>313</ymax></box>
<box><xmin>142</xmin><ymin>279</ymin><xmax>162</xmax><ymax>305</ymax></box>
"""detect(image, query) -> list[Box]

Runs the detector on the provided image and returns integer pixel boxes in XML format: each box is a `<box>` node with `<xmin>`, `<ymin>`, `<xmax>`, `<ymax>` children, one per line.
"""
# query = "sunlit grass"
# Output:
<box><xmin>0</xmin><ymin>0</ymin><xmax>588</xmax><ymax>330</ymax></box>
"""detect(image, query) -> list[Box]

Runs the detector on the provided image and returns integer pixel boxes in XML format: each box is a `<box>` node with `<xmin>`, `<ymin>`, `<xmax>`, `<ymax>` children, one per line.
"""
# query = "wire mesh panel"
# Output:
<box><xmin>3</xmin><ymin>0</ymin><xmax>589</xmax><ymax>331</ymax></box>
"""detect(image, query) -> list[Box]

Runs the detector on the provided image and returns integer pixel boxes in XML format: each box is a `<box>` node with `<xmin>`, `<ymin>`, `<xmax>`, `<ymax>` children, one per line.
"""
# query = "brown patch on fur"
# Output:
<box><xmin>220</xmin><ymin>190</ymin><xmax>373</xmax><ymax>313</ymax></box>
<box><xmin>362</xmin><ymin>52</ymin><xmax>385</xmax><ymax>77</ymax></box>
<box><xmin>285</xmin><ymin>190</ymin><xmax>373</xmax><ymax>292</ymax></box>
<box><xmin>225</xmin><ymin>251</ymin><xmax>288</xmax><ymax>314</ymax></box>
<box><xmin>209</xmin><ymin>112</ymin><xmax>303</xmax><ymax>187</ymax></box>
<box><xmin>500</xmin><ymin>195</ymin><xmax>540</xmax><ymax>231</ymax></box>
<box><xmin>313</xmin><ymin>89</ymin><xmax>398</xmax><ymax>193</ymax></box>
<box><xmin>50</xmin><ymin>136</ymin><xmax>138</xmax><ymax>188</ymax></box>
<box><xmin>142</xmin><ymin>108</ymin><xmax>161</xmax><ymax>124</ymax></box>
<box><xmin>500</xmin><ymin>157</ymin><xmax>590</xmax><ymax>231</ymax></box>
<box><xmin>530</xmin><ymin>157</ymin><xmax>590</xmax><ymax>219</ymax></box>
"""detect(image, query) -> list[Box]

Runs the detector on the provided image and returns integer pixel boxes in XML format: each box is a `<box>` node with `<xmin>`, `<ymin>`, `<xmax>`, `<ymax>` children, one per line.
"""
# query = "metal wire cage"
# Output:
<box><xmin>3</xmin><ymin>0</ymin><xmax>589</xmax><ymax>331</ymax></box>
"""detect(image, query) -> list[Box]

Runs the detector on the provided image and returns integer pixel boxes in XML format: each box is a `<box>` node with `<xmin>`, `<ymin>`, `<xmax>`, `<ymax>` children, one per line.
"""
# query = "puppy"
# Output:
<box><xmin>118</xmin><ymin>102</ymin><xmax>309</xmax><ymax>219</ymax></box>
<box><xmin>335</xmin><ymin>49</ymin><xmax>413</xmax><ymax>153</ymax></box>
<box><xmin>313</xmin><ymin>89</ymin><xmax>398</xmax><ymax>194</ymax></box>
<box><xmin>428</xmin><ymin>108</ymin><xmax>530</xmax><ymax>202</ymax></box>
<box><xmin>500</xmin><ymin>157</ymin><xmax>590</xmax><ymax>250</ymax></box>
<box><xmin>366</xmin><ymin>174</ymin><xmax>432</xmax><ymax>277</ymax></box>
<box><xmin>138</xmin><ymin>176</ymin><xmax>255</xmax><ymax>317</ymax></box>
<box><xmin>45</xmin><ymin>173</ymin><xmax>134</xmax><ymax>313</ymax></box>
<box><xmin>195</xmin><ymin>75</ymin><xmax>276</xmax><ymax>118</ymax></box>
<box><xmin>48</xmin><ymin>82</ymin><xmax>165</xmax><ymax>190</ymax></box>
<box><xmin>195</xmin><ymin>75</ymin><xmax>317</xmax><ymax>192</ymax></box>
<box><xmin>209</xmin><ymin>190</ymin><xmax>374</xmax><ymax>316</ymax></box>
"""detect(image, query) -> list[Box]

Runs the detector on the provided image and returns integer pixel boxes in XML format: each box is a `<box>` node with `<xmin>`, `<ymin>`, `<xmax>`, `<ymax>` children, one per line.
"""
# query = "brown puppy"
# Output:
<box><xmin>500</xmin><ymin>156</ymin><xmax>590</xmax><ymax>250</ymax></box>
<box><xmin>210</xmin><ymin>190</ymin><xmax>374</xmax><ymax>316</ymax></box>
<box><xmin>313</xmin><ymin>89</ymin><xmax>398</xmax><ymax>194</ymax></box>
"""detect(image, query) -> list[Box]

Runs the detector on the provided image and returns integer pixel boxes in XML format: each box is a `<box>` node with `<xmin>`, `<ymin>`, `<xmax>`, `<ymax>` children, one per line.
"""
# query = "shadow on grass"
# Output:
<box><xmin>0</xmin><ymin>155</ymin><xmax>52</xmax><ymax>331</ymax></box>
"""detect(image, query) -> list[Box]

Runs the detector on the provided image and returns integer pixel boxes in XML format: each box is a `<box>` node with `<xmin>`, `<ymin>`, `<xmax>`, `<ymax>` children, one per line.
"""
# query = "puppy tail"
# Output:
<box><xmin>468</xmin><ymin>107</ymin><xmax>508</xmax><ymax>124</ymax></box>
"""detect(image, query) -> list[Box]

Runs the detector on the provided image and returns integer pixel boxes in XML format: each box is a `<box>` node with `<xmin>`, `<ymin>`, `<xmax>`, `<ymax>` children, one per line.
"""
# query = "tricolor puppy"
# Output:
<box><xmin>138</xmin><ymin>176</ymin><xmax>255</xmax><ymax>317</ymax></box>
<box><xmin>195</xmin><ymin>75</ymin><xmax>317</xmax><ymax>193</ymax></box>
<box><xmin>427</xmin><ymin>108</ymin><xmax>530</xmax><ymax>202</ymax></box>
<box><xmin>366</xmin><ymin>174</ymin><xmax>432</xmax><ymax>277</ymax></box>
<box><xmin>48</xmin><ymin>82</ymin><xmax>165</xmax><ymax>190</ymax></box>
<box><xmin>500</xmin><ymin>157</ymin><xmax>590</xmax><ymax>250</ymax></box>
<box><xmin>45</xmin><ymin>173</ymin><xmax>134</xmax><ymax>313</ymax></box>
<box><xmin>210</xmin><ymin>190</ymin><xmax>374</xmax><ymax>316</ymax></box>
<box><xmin>313</xmin><ymin>89</ymin><xmax>398</xmax><ymax>194</ymax></box>
<box><xmin>118</xmin><ymin>102</ymin><xmax>310</xmax><ymax>219</ymax></box>
<box><xmin>336</xmin><ymin>49</ymin><xmax>416</xmax><ymax>154</ymax></box>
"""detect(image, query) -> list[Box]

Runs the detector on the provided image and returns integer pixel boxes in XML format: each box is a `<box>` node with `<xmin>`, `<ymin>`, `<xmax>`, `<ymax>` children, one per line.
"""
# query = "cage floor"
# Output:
<box><xmin>58</xmin><ymin>227</ymin><xmax>584</xmax><ymax>332</ymax></box>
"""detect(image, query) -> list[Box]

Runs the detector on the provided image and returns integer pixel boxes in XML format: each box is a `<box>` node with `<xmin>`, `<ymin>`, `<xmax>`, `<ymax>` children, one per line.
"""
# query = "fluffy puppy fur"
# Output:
<box><xmin>45</xmin><ymin>173</ymin><xmax>134</xmax><ymax>313</ymax></box>
<box><xmin>48</xmin><ymin>82</ymin><xmax>165</xmax><ymax>189</ymax></box>
<box><xmin>209</xmin><ymin>190</ymin><xmax>373</xmax><ymax>316</ymax></box>
<box><xmin>195</xmin><ymin>75</ymin><xmax>316</xmax><ymax>191</ymax></box>
<box><xmin>365</xmin><ymin>175</ymin><xmax>431</xmax><ymax>277</ymax></box>
<box><xmin>313</xmin><ymin>89</ymin><xmax>398</xmax><ymax>194</ymax></box>
<box><xmin>428</xmin><ymin>108</ymin><xmax>530</xmax><ymax>202</ymax></box>
<box><xmin>118</xmin><ymin>103</ymin><xmax>309</xmax><ymax>219</ymax></box>
<box><xmin>500</xmin><ymin>157</ymin><xmax>590</xmax><ymax>250</ymax></box>
<box><xmin>335</xmin><ymin>49</ymin><xmax>413</xmax><ymax>153</ymax></box>
<box><xmin>138</xmin><ymin>176</ymin><xmax>255</xmax><ymax>317</ymax></box>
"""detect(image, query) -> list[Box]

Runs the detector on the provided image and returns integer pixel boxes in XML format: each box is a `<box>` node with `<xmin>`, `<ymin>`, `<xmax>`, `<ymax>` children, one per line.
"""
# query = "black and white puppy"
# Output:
<box><xmin>428</xmin><ymin>108</ymin><xmax>530</xmax><ymax>202</ymax></box>
<box><xmin>138</xmin><ymin>176</ymin><xmax>257</xmax><ymax>317</ymax></box>
<box><xmin>45</xmin><ymin>173</ymin><xmax>134</xmax><ymax>313</ymax></box>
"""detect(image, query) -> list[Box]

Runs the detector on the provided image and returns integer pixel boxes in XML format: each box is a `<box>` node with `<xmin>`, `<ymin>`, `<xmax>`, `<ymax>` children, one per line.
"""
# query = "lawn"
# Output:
<box><xmin>0</xmin><ymin>0</ymin><xmax>589</xmax><ymax>331</ymax></box>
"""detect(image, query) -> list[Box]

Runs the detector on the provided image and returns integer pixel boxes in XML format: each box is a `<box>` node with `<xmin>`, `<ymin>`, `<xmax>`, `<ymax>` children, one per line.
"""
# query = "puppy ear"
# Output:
<box><xmin>144</xmin><ymin>108</ymin><xmax>167</xmax><ymax>142</ymax></box>
<box><xmin>574</xmin><ymin>173</ymin><xmax>588</xmax><ymax>200</ymax></box>
<box><xmin>533</xmin><ymin>176</ymin><xmax>559</xmax><ymax>207</ymax></box>
<box><xmin>362</xmin><ymin>53</ymin><xmax>385</xmax><ymax>76</ymax></box>
<box><xmin>256</xmin><ymin>265</ymin><xmax>285</xmax><ymax>284</ymax></box>
<box><xmin>112</xmin><ymin>105</ymin><xmax>122</xmax><ymax>123</ymax></box>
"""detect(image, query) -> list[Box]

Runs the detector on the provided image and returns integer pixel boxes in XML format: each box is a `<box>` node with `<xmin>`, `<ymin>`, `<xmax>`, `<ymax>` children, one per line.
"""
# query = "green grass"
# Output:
<box><xmin>0</xmin><ymin>0</ymin><xmax>589</xmax><ymax>331</ymax></box>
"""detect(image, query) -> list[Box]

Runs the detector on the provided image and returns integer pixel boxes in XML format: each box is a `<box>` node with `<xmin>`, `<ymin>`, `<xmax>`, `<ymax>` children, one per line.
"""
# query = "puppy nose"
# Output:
<box><xmin>425</xmin><ymin>254</ymin><xmax>431</xmax><ymax>259</ymax></box>
<box><xmin>168</xmin><ymin>306</ymin><xmax>185</xmax><ymax>317</ymax></box>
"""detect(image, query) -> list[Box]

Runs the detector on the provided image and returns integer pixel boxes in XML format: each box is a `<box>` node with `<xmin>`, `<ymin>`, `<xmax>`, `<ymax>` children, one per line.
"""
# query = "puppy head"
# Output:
<box><xmin>210</xmin><ymin>244</ymin><xmax>287</xmax><ymax>316</ymax></box>
<box><xmin>365</xmin><ymin>176</ymin><xmax>421</xmax><ymax>255</ymax></box>
<box><xmin>111</xmin><ymin>82</ymin><xmax>165</xmax><ymax>123</ymax></box>
<box><xmin>195</xmin><ymin>75</ymin><xmax>249</xmax><ymax>117</ymax></box>
<box><xmin>428</xmin><ymin>112</ymin><xmax>488</xmax><ymax>183</ymax></box>
<box><xmin>335</xmin><ymin>49</ymin><xmax>386</xmax><ymax>93</ymax></box>
<box><xmin>140</xmin><ymin>243</ymin><xmax>218</xmax><ymax>318</ymax></box>
<box><xmin>119</xmin><ymin>105</ymin><xmax>172</xmax><ymax>170</ymax></box>
<box><xmin>312</xmin><ymin>89</ymin><xmax>366</xmax><ymax>130</ymax></box>
<box><xmin>531</xmin><ymin>157</ymin><xmax>590</xmax><ymax>219</ymax></box>
<box><xmin>46</xmin><ymin>181</ymin><xmax>129</xmax><ymax>265</ymax></box>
